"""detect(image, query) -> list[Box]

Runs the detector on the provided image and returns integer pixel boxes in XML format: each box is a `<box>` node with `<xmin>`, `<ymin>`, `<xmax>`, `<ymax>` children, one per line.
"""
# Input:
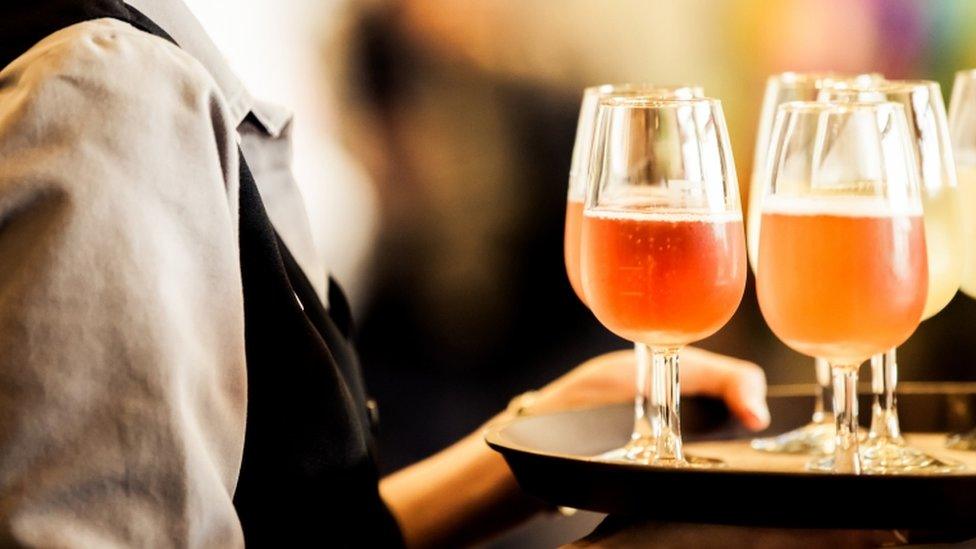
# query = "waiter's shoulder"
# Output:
<box><xmin>1</xmin><ymin>18</ymin><xmax>222</xmax><ymax>113</ymax></box>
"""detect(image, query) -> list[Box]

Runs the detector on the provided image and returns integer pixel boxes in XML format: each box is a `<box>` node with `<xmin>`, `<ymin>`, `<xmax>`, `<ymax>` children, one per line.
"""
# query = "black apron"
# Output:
<box><xmin>0</xmin><ymin>2</ymin><xmax>403</xmax><ymax>546</ymax></box>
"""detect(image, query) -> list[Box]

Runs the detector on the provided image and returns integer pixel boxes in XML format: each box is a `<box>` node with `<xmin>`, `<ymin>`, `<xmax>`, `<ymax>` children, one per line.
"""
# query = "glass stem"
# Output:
<box><xmin>651</xmin><ymin>346</ymin><xmax>683</xmax><ymax>463</ymax></box>
<box><xmin>813</xmin><ymin>357</ymin><xmax>831</xmax><ymax>424</ymax></box>
<box><xmin>631</xmin><ymin>343</ymin><xmax>656</xmax><ymax>444</ymax></box>
<box><xmin>869</xmin><ymin>348</ymin><xmax>902</xmax><ymax>441</ymax></box>
<box><xmin>831</xmin><ymin>363</ymin><xmax>862</xmax><ymax>474</ymax></box>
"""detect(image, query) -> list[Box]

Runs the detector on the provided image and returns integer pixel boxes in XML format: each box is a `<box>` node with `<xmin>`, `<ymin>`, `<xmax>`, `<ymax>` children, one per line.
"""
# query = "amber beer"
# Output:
<box><xmin>564</xmin><ymin>198</ymin><xmax>586</xmax><ymax>302</ymax></box>
<box><xmin>581</xmin><ymin>209</ymin><xmax>747</xmax><ymax>346</ymax></box>
<box><xmin>757</xmin><ymin>196</ymin><xmax>928</xmax><ymax>363</ymax></box>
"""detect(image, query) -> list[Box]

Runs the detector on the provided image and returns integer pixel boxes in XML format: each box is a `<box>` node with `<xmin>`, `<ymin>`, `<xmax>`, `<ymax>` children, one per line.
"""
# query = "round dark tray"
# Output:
<box><xmin>486</xmin><ymin>383</ymin><xmax>976</xmax><ymax>531</ymax></box>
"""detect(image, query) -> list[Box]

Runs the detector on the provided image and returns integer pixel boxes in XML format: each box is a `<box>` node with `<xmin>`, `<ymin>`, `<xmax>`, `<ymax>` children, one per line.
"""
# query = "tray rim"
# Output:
<box><xmin>486</xmin><ymin>389</ymin><xmax>976</xmax><ymax>530</ymax></box>
<box><xmin>486</xmin><ymin>384</ymin><xmax>976</xmax><ymax>480</ymax></box>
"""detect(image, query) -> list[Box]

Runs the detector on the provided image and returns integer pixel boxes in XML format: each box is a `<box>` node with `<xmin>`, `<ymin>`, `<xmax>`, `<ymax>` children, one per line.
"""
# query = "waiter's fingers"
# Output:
<box><xmin>680</xmin><ymin>347</ymin><xmax>770</xmax><ymax>431</ymax></box>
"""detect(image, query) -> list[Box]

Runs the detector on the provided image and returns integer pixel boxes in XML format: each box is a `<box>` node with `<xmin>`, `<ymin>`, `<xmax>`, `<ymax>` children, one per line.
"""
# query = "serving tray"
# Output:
<box><xmin>486</xmin><ymin>383</ymin><xmax>976</xmax><ymax>531</ymax></box>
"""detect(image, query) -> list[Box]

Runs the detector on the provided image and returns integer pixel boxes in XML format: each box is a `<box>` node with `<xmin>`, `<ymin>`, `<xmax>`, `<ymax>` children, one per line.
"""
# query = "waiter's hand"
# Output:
<box><xmin>527</xmin><ymin>347</ymin><xmax>770</xmax><ymax>431</ymax></box>
<box><xmin>384</xmin><ymin>347</ymin><xmax>769</xmax><ymax>548</ymax></box>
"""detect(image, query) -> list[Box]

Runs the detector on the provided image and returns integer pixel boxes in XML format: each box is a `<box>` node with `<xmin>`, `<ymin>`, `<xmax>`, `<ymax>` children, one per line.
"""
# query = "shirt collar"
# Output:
<box><xmin>124</xmin><ymin>0</ymin><xmax>290</xmax><ymax>138</ymax></box>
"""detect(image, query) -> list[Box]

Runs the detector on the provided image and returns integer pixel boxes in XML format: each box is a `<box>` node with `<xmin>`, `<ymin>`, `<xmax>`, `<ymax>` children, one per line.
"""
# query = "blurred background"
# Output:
<box><xmin>186</xmin><ymin>0</ymin><xmax>976</xmax><ymax>545</ymax></box>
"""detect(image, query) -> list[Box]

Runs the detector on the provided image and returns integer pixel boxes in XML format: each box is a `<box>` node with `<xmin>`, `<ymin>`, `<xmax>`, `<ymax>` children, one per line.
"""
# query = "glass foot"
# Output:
<box><xmin>946</xmin><ymin>429</ymin><xmax>976</xmax><ymax>451</ymax></box>
<box><xmin>623</xmin><ymin>436</ymin><xmax>656</xmax><ymax>460</ymax></box>
<box><xmin>595</xmin><ymin>436</ymin><xmax>655</xmax><ymax>462</ymax></box>
<box><xmin>860</xmin><ymin>438</ymin><xmax>963</xmax><ymax>474</ymax></box>
<box><xmin>661</xmin><ymin>455</ymin><xmax>724</xmax><ymax>468</ymax></box>
<box><xmin>805</xmin><ymin>455</ymin><xmax>843</xmax><ymax>473</ymax></box>
<box><xmin>808</xmin><ymin>440</ymin><xmax>964</xmax><ymax>474</ymax></box>
<box><xmin>751</xmin><ymin>420</ymin><xmax>835</xmax><ymax>455</ymax></box>
<box><xmin>596</xmin><ymin>445</ymin><xmax>724</xmax><ymax>468</ymax></box>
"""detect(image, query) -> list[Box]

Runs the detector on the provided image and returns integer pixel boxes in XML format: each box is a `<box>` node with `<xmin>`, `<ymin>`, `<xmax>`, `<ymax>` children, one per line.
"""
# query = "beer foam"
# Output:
<box><xmin>761</xmin><ymin>194</ymin><xmax>922</xmax><ymax>218</ymax></box>
<box><xmin>584</xmin><ymin>208</ymin><xmax>743</xmax><ymax>223</ymax></box>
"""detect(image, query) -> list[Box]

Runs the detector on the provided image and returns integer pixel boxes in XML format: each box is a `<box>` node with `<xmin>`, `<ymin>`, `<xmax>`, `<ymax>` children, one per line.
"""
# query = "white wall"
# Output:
<box><xmin>183</xmin><ymin>0</ymin><xmax>379</xmax><ymax>311</ymax></box>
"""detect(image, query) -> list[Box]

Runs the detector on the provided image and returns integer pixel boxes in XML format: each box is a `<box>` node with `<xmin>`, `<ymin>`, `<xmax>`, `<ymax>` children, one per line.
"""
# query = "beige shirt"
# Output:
<box><xmin>0</xmin><ymin>4</ymin><xmax>322</xmax><ymax>547</ymax></box>
<box><xmin>126</xmin><ymin>0</ymin><xmax>327</xmax><ymax>303</ymax></box>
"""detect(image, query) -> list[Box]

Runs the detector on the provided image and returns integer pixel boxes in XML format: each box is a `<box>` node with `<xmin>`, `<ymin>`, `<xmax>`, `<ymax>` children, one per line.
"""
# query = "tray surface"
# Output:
<box><xmin>486</xmin><ymin>383</ymin><xmax>976</xmax><ymax>530</ymax></box>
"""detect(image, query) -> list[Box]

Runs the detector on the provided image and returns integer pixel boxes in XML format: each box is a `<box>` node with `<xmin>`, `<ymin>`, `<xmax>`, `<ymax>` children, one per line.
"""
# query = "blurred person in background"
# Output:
<box><xmin>0</xmin><ymin>1</ymin><xmax>770</xmax><ymax>548</ymax></box>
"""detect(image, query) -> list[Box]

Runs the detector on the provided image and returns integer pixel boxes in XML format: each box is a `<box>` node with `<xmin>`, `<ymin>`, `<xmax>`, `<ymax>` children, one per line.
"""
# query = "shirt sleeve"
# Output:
<box><xmin>0</xmin><ymin>18</ymin><xmax>247</xmax><ymax>548</ymax></box>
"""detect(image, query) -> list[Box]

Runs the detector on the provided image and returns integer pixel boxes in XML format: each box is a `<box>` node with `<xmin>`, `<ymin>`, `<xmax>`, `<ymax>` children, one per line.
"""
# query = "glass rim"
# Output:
<box><xmin>828</xmin><ymin>78</ymin><xmax>939</xmax><ymax>95</ymax></box>
<box><xmin>778</xmin><ymin>99</ymin><xmax>905</xmax><ymax>115</ymax></box>
<box><xmin>769</xmin><ymin>70</ymin><xmax>883</xmax><ymax>86</ymax></box>
<box><xmin>583</xmin><ymin>82</ymin><xmax>704</xmax><ymax>96</ymax></box>
<box><xmin>598</xmin><ymin>95</ymin><xmax>721</xmax><ymax>109</ymax></box>
<box><xmin>955</xmin><ymin>68</ymin><xmax>976</xmax><ymax>79</ymax></box>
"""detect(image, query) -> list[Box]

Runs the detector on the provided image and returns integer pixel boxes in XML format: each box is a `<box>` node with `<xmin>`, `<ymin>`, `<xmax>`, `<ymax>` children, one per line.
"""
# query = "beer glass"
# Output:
<box><xmin>581</xmin><ymin>96</ymin><xmax>746</xmax><ymax>466</ymax></box>
<box><xmin>756</xmin><ymin>101</ymin><xmax>927</xmax><ymax>473</ymax></box>
<box><xmin>566</xmin><ymin>84</ymin><xmax>703</xmax><ymax>460</ymax></box>
<box><xmin>749</xmin><ymin>72</ymin><xmax>882</xmax><ymax>456</ymax></box>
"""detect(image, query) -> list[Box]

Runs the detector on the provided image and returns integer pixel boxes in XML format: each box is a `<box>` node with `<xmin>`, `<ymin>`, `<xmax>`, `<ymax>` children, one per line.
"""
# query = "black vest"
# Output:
<box><xmin>0</xmin><ymin>2</ymin><xmax>402</xmax><ymax>546</ymax></box>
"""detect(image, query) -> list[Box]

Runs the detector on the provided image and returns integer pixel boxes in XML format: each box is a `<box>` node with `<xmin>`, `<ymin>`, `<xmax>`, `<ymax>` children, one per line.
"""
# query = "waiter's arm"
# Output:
<box><xmin>0</xmin><ymin>19</ymin><xmax>247</xmax><ymax>547</ymax></box>
<box><xmin>381</xmin><ymin>347</ymin><xmax>769</xmax><ymax>547</ymax></box>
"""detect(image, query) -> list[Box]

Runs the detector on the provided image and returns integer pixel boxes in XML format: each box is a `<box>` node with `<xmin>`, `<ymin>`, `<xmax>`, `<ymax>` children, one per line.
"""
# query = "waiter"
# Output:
<box><xmin>0</xmin><ymin>1</ymin><xmax>770</xmax><ymax>547</ymax></box>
